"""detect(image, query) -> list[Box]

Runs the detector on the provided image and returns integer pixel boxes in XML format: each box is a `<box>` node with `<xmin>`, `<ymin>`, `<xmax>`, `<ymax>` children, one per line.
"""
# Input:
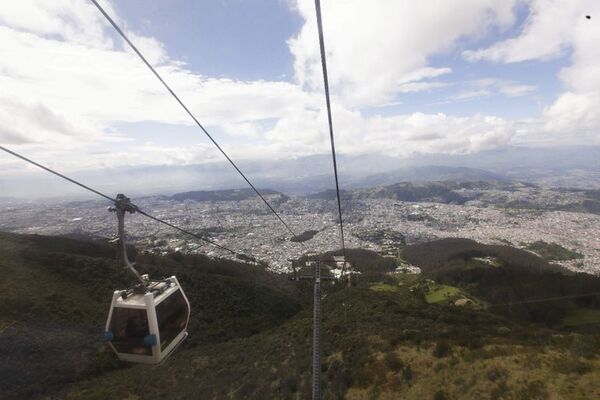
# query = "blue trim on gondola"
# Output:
<box><xmin>144</xmin><ymin>334</ymin><xmax>157</xmax><ymax>347</ymax></box>
<box><xmin>102</xmin><ymin>330</ymin><xmax>114</xmax><ymax>342</ymax></box>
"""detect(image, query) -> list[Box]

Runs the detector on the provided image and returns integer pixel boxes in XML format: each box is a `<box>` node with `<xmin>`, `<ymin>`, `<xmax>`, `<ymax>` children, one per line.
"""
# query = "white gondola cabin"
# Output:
<box><xmin>103</xmin><ymin>275</ymin><xmax>190</xmax><ymax>364</ymax></box>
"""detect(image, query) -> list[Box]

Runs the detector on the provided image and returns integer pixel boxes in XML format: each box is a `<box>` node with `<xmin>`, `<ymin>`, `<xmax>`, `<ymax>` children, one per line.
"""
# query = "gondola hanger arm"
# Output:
<box><xmin>109</xmin><ymin>194</ymin><xmax>146</xmax><ymax>287</ymax></box>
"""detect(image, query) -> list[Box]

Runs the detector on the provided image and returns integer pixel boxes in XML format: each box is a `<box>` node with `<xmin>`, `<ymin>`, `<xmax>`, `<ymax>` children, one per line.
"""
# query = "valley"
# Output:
<box><xmin>1</xmin><ymin>181</ymin><xmax>598</xmax><ymax>274</ymax></box>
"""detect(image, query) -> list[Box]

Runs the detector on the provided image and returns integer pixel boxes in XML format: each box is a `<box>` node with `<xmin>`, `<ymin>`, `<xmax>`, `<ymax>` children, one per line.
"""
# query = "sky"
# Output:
<box><xmin>0</xmin><ymin>0</ymin><xmax>599</xmax><ymax>183</ymax></box>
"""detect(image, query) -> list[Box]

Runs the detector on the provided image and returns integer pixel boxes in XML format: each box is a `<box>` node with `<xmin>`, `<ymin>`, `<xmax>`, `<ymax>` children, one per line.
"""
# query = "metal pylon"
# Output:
<box><xmin>292</xmin><ymin>255</ymin><xmax>335</xmax><ymax>399</ymax></box>
<box><xmin>311</xmin><ymin>259</ymin><xmax>321</xmax><ymax>400</ymax></box>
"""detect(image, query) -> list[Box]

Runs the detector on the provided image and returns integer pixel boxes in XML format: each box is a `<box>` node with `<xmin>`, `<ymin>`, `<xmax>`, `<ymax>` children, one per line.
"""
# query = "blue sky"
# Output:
<box><xmin>115</xmin><ymin>0</ymin><xmax>303</xmax><ymax>81</ymax></box>
<box><xmin>112</xmin><ymin>0</ymin><xmax>564</xmax><ymax>119</ymax></box>
<box><xmin>0</xmin><ymin>0</ymin><xmax>598</xmax><ymax>177</ymax></box>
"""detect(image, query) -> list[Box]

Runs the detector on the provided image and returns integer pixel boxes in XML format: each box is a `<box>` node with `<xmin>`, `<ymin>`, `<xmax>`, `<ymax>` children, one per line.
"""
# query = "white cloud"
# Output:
<box><xmin>446</xmin><ymin>78</ymin><xmax>535</xmax><ymax>101</ymax></box>
<box><xmin>0</xmin><ymin>6</ymin><xmax>321</xmax><ymax>154</ymax></box>
<box><xmin>0</xmin><ymin>97</ymin><xmax>96</xmax><ymax>145</ymax></box>
<box><xmin>0</xmin><ymin>0</ymin><xmax>527</xmax><ymax>178</ymax></box>
<box><xmin>265</xmin><ymin>106</ymin><xmax>515</xmax><ymax>157</ymax></box>
<box><xmin>447</xmin><ymin>89</ymin><xmax>493</xmax><ymax>101</ymax></box>
<box><xmin>498</xmin><ymin>83</ymin><xmax>536</xmax><ymax>97</ymax></box>
<box><xmin>464</xmin><ymin>0</ymin><xmax>588</xmax><ymax>63</ymax></box>
<box><xmin>541</xmin><ymin>3</ymin><xmax>600</xmax><ymax>140</ymax></box>
<box><xmin>0</xmin><ymin>0</ymin><xmax>115</xmax><ymax>47</ymax></box>
<box><xmin>289</xmin><ymin>0</ymin><xmax>518</xmax><ymax>107</ymax></box>
<box><xmin>462</xmin><ymin>0</ymin><xmax>600</xmax><ymax>143</ymax></box>
<box><xmin>397</xmin><ymin>81</ymin><xmax>450</xmax><ymax>94</ymax></box>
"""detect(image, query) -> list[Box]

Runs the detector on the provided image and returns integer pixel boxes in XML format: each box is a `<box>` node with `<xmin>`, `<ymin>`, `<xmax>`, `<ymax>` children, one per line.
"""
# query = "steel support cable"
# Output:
<box><xmin>488</xmin><ymin>292</ymin><xmax>600</xmax><ymax>307</ymax></box>
<box><xmin>89</xmin><ymin>0</ymin><xmax>303</xmax><ymax>244</ymax></box>
<box><xmin>314</xmin><ymin>0</ymin><xmax>347</xmax><ymax>274</ymax></box>
<box><xmin>0</xmin><ymin>146</ymin><xmax>246</xmax><ymax>258</ymax></box>
<box><xmin>1</xmin><ymin>145</ymin><xmax>115</xmax><ymax>203</ymax></box>
<box><xmin>135</xmin><ymin>209</ymin><xmax>239</xmax><ymax>256</ymax></box>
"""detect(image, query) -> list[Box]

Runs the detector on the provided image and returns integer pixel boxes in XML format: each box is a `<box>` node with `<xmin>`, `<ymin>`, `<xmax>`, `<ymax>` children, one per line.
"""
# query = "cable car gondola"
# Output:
<box><xmin>104</xmin><ymin>275</ymin><xmax>190</xmax><ymax>364</ymax></box>
<box><xmin>102</xmin><ymin>194</ymin><xmax>190</xmax><ymax>364</ymax></box>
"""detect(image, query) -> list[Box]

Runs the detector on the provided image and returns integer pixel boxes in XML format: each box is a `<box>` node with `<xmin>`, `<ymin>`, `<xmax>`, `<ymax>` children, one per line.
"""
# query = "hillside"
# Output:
<box><xmin>0</xmin><ymin>232</ymin><xmax>301</xmax><ymax>400</ymax></box>
<box><xmin>307</xmin><ymin>181</ymin><xmax>527</xmax><ymax>204</ymax></box>
<box><xmin>350</xmin><ymin>165</ymin><xmax>507</xmax><ymax>188</ymax></box>
<box><xmin>171</xmin><ymin>188</ymin><xmax>288</xmax><ymax>202</ymax></box>
<box><xmin>402</xmin><ymin>238</ymin><xmax>600</xmax><ymax>325</ymax></box>
<box><xmin>307</xmin><ymin>180</ymin><xmax>600</xmax><ymax>215</ymax></box>
<box><xmin>1</xmin><ymin>233</ymin><xmax>600</xmax><ymax>399</ymax></box>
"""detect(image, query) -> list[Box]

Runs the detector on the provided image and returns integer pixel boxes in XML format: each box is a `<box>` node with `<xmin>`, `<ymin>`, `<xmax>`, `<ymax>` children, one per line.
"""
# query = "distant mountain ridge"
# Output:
<box><xmin>171</xmin><ymin>188</ymin><xmax>286</xmax><ymax>202</ymax></box>
<box><xmin>4</xmin><ymin>145</ymin><xmax>599</xmax><ymax>198</ymax></box>
<box><xmin>307</xmin><ymin>179</ymin><xmax>600</xmax><ymax>215</ymax></box>
<box><xmin>307</xmin><ymin>180</ymin><xmax>527</xmax><ymax>204</ymax></box>
<box><xmin>349</xmin><ymin>165</ymin><xmax>506</xmax><ymax>188</ymax></box>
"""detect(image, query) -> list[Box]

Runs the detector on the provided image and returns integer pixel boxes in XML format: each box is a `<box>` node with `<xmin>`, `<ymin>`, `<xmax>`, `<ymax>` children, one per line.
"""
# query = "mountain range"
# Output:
<box><xmin>2</xmin><ymin>145</ymin><xmax>599</xmax><ymax>199</ymax></box>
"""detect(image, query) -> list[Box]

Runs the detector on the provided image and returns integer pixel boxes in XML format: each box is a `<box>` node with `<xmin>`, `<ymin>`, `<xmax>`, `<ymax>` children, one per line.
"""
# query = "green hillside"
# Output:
<box><xmin>0</xmin><ymin>232</ymin><xmax>301</xmax><ymax>400</ymax></box>
<box><xmin>1</xmin><ymin>233</ymin><xmax>600</xmax><ymax>399</ymax></box>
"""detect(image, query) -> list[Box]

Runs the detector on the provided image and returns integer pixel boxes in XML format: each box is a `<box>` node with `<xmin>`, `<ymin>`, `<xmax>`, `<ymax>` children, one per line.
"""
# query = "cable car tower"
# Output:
<box><xmin>293</xmin><ymin>253</ymin><xmax>336</xmax><ymax>400</ymax></box>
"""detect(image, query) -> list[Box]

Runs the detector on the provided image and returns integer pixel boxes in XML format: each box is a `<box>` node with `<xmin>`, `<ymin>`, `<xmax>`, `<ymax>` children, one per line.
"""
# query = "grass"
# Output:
<box><xmin>369</xmin><ymin>283</ymin><xmax>399</xmax><ymax>292</ymax></box>
<box><xmin>0</xmin><ymin>319</ymin><xmax>15</xmax><ymax>333</ymax></box>
<box><xmin>3</xmin><ymin>232</ymin><xmax>600</xmax><ymax>399</ymax></box>
<box><xmin>562</xmin><ymin>308</ymin><xmax>600</xmax><ymax>327</ymax></box>
<box><xmin>0</xmin><ymin>231</ymin><xmax>302</xmax><ymax>400</ymax></box>
<box><xmin>425</xmin><ymin>284</ymin><xmax>462</xmax><ymax>304</ymax></box>
<box><xmin>525</xmin><ymin>241</ymin><xmax>584</xmax><ymax>262</ymax></box>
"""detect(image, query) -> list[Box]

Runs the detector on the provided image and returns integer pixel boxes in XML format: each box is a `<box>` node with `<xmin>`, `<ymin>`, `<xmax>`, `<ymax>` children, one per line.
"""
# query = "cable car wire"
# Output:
<box><xmin>0</xmin><ymin>145</ymin><xmax>246</xmax><ymax>258</ymax></box>
<box><xmin>314</xmin><ymin>0</ymin><xmax>347</xmax><ymax>272</ymax></box>
<box><xmin>1</xmin><ymin>145</ymin><xmax>115</xmax><ymax>203</ymax></box>
<box><xmin>135</xmin><ymin>209</ymin><xmax>242</xmax><ymax>256</ymax></box>
<box><xmin>89</xmin><ymin>0</ymin><xmax>302</xmax><ymax>243</ymax></box>
<box><xmin>488</xmin><ymin>291</ymin><xmax>600</xmax><ymax>307</ymax></box>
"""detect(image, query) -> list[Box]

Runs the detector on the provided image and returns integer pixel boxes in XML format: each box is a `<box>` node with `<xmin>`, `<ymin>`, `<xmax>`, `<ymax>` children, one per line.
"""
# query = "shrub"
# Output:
<box><xmin>383</xmin><ymin>352</ymin><xmax>404</xmax><ymax>372</ymax></box>
<box><xmin>433</xmin><ymin>390</ymin><xmax>447</xmax><ymax>400</ymax></box>
<box><xmin>402</xmin><ymin>364</ymin><xmax>413</xmax><ymax>382</ymax></box>
<box><xmin>486</xmin><ymin>366</ymin><xmax>508</xmax><ymax>382</ymax></box>
<box><xmin>516</xmin><ymin>380</ymin><xmax>548</xmax><ymax>400</ymax></box>
<box><xmin>553</xmin><ymin>358</ymin><xmax>591</xmax><ymax>375</ymax></box>
<box><xmin>433</xmin><ymin>341</ymin><xmax>452</xmax><ymax>358</ymax></box>
<box><xmin>570</xmin><ymin>335</ymin><xmax>600</xmax><ymax>358</ymax></box>
<box><xmin>497</xmin><ymin>326</ymin><xmax>511</xmax><ymax>336</ymax></box>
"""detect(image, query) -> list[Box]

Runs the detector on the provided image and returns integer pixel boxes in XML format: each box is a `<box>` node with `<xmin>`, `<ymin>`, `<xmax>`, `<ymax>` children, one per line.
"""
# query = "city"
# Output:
<box><xmin>1</xmin><ymin>186</ymin><xmax>598</xmax><ymax>274</ymax></box>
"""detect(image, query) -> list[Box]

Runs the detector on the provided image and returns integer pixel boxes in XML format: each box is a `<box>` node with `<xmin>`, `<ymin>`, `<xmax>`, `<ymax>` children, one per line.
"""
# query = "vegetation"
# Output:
<box><xmin>1</xmin><ymin>232</ymin><xmax>600</xmax><ymax>399</ymax></box>
<box><xmin>424</xmin><ymin>284</ymin><xmax>462</xmax><ymax>304</ymax></box>
<box><xmin>0</xmin><ymin>232</ymin><xmax>301</xmax><ymax>400</ymax></box>
<box><xmin>352</xmin><ymin>229</ymin><xmax>406</xmax><ymax>246</ymax></box>
<box><xmin>171</xmin><ymin>188</ymin><xmax>287</xmax><ymax>202</ymax></box>
<box><xmin>562</xmin><ymin>308</ymin><xmax>600</xmax><ymax>328</ymax></box>
<box><xmin>525</xmin><ymin>240</ymin><xmax>584</xmax><ymax>262</ymax></box>
<box><xmin>402</xmin><ymin>238</ymin><xmax>600</xmax><ymax>326</ymax></box>
<box><xmin>290</xmin><ymin>230</ymin><xmax>319</xmax><ymax>243</ymax></box>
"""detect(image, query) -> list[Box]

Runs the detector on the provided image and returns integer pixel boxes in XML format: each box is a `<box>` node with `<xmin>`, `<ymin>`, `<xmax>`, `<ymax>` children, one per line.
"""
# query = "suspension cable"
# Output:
<box><xmin>314</xmin><ymin>0</ymin><xmax>347</xmax><ymax>271</ymax></box>
<box><xmin>1</xmin><ymin>145</ymin><xmax>114</xmax><ymax>203</ymax></box>
<box><xmin>89</xmin><ymin>0</ymin><xmax>302</xmax><ymax>242</ymax></box>
<box><xmin>0</xmin><ymin>145</ymin><xmax>247</xmax><ymax>258</ymax></box>
<box><xmin>488</xmin><ymin>291</ymin><xmax>600</xmax><ymax>307</ymax></box>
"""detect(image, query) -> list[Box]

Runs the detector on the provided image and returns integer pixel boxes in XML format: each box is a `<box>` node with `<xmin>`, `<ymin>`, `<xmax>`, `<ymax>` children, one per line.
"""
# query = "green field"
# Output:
<box><xmin>369</xmin><ymin>282</ymin><xmax>399</xmax><ymax>292</ymax></box>
<box><xmin>425</xmin><ymin>284</ymin><xmax>462</xmax><ymax>304</ymax></box>
<box><xmin>525</xmin><ymin>241</ymin><xmax>584</xmax><ymax>261</ymax></box>
<box><xmin>563</xmin><ymin>308</ymin><xmax>600</xmax><ymax>327</ymax></box>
